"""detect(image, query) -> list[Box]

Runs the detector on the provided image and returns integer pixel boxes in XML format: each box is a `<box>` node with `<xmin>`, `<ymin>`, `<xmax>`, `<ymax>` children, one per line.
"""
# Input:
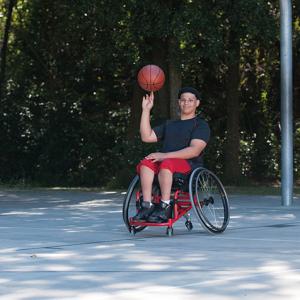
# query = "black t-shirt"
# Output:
<box><xmin>153</xmin><ymin>116</ymin><xmax>210</xmax><ymax>168</ymax></box>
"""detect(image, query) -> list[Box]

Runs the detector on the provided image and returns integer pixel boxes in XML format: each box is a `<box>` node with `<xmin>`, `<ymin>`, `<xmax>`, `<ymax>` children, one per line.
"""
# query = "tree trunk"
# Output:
<box><xmin>0</xmin><ymin>0</ymin><xmax>16</xmax><ymax>101</ymax></box>
<box><xmin>224</xmin><ymin>33</ymin><xmax>241</xmax><ymax>183</ymax></box>
<box><xmin>168</xmin><ymin>38</ymin><xmax>181</xmax><ymax>119</ymax></box>
<box><xmin>128</xmin><ymin>81</ymin><xmax>144</xmax><ymax>139</ymax></box>
<box><xmin>151</xmin><ymin>38</ymin><xmax>170</xmax><ymax>121</ymax></box>
<box><xmin>252</xmin><ymin>48</ymin><xmax>265</xmax><ymax>180</ymax></box>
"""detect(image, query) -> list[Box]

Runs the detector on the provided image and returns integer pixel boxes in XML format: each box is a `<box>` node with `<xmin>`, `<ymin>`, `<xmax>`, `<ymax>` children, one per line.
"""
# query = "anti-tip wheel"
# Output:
<box><xmin>166</xmin><ymin>227</ymin><xmax>174</xmax><ymax>237</ymax></box>
<box><xmin>185</xmin><ymin>220</ymin><xmax>193</xmax><ymax>231</ymax></box>
<box><xmin>130</xmin><ymin>226</ymin><xmax>136</xmax><ymax>236</ymax></box>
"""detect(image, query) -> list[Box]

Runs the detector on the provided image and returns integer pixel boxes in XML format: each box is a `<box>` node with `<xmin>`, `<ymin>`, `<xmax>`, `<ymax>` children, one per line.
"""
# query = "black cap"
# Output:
<box><xmin>178</xmin><ymin>87</ymin><xmax>201</xmax><ymax>100</ymax></box>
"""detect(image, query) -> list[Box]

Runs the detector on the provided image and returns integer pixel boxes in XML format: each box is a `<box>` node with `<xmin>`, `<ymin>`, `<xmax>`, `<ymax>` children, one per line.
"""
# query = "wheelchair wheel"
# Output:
<box><xmin>189</xmin><ymin>168</ymin><xmax>229</xmax><ymax>234</ymax></box>
<box><xmin>123</xmin><ymin>175</ymin><xmax>147</xmax><ymax>233</ymax></box>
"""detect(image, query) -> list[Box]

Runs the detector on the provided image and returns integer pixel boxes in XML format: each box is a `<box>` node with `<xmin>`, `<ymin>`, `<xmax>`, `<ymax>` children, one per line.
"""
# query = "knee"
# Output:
<box><xmin>158</xmin><ymin>167</ymin><xmax>173</xmax><ymax>180</ymax></box>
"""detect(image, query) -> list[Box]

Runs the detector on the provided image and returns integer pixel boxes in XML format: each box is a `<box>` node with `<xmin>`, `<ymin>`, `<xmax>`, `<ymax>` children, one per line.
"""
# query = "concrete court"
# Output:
<box><xmin>0</xmin><ymin>189</ymin><xmax>300</xmax><ymax>300</ymax></box>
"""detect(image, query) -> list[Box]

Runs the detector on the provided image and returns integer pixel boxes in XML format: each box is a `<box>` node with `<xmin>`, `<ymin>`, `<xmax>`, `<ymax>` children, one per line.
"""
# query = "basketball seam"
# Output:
<box><xmin>140</xmin><ymin>72</ymin><xmax>149</xmax><ymax>85</ymax></box>
<box><xmin>140</xmin><ymin>68</ymin><xmax>153</xmax><ymax>91</ymax></box>
<box><xmin>153</xmin><ymin>68</ymin><xmax>161</xmax><ymax>84</ymax></box>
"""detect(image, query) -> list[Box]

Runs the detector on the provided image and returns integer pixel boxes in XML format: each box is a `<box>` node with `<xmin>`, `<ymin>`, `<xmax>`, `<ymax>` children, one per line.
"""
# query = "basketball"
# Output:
<box><xmin>137</xmin><ymin>65</ymin><xmax>165</xmax><ymax>92</ymax></box>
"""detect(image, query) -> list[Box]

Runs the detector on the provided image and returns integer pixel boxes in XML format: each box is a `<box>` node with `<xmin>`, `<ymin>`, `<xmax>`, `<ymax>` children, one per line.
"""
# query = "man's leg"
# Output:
<box><xmin>148</xmin><ymin>167</ymin><xmax>173</xmax><ymax>223</ymax></box>
<box><xmin>158</xmin><ymin>168</ymin><xmax>173</xmax><ymax>201</ymax></box>
<box><xmin>140</xmin><ymin>165</ymin><xmax>155</xmax><ymax>202</ymax></box>
<box><xmin>133</xmin><ymin>159</ymin><xmax>158</xmax><ymax>220</ymax></box>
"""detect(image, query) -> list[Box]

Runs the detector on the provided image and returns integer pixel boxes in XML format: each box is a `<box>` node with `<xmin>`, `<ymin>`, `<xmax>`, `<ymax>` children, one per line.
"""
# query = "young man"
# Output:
<box><xmin>133</xmin><ymin>87</ymin><xmax>210</xmax><ymax>223</ymax></box>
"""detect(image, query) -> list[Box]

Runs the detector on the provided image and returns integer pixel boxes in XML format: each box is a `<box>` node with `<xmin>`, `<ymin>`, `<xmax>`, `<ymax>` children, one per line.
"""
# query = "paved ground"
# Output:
<box><xmin>0</xmin><ymin>189</ymin><xmax>300</xmax><ymax>300</ymax></box>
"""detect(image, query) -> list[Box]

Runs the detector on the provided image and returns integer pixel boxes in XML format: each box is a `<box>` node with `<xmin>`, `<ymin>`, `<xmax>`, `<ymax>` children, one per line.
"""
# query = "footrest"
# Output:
<box><xmin>130</xmin><ymin>219</ymin><xmax>171</xmax><ymax>227</ymax></box>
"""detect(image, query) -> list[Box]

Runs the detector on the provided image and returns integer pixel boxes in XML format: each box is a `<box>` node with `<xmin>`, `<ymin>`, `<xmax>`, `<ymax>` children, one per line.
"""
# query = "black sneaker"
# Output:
<box><xmin>132</xmin><ymin>202</ymin><xmax>155</xmax><ymax>221</ymax></box>
<box><xmin>147</xmin><ymin>201</ymin><xmax>173</xmax><ymax>223</ymax></box>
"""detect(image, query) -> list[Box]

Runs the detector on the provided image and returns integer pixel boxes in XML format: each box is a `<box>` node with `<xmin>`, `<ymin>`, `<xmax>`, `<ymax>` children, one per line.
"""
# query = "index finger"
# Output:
<box><xmin>150</xmin><ymin>91</ymin><xmax>154</xmax><ymax>100</ymax></box>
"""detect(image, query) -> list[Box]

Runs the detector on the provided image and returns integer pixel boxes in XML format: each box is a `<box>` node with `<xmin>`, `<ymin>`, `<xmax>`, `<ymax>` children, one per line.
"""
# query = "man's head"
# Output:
<box><xmin>177</xmin><ymin>87</ymin><xmax>201</xmax><ymax>117</ymax></box>
<box><xmin>178</xmin><ymin>87</ymin><xmax>201</xmax><ymax>100</ymax></box>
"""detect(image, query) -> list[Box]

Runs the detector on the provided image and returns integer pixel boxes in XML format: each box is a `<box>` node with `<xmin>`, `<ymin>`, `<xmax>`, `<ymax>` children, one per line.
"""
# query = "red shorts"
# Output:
<box><xmin>136</xmin><ymin>158</ymin><xmax>191</xmax><ymax>175</ymax></box>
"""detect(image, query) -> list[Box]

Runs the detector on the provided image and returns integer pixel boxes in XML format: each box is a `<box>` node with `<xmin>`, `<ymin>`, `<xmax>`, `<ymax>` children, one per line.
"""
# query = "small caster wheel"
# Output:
<box><xmin>130</xmin><ymin>226</ymin><xmax>136</xmax><ymax>236</ymax></box>
<box><xmin>185</xmin><ymin>221</ymin><xmax>193</xmax><ymax>231</ymax></box>
<box><xmin>166</xmin><ymin>227</ymin><xmax>173</xmax><ymax>237</ymax></box>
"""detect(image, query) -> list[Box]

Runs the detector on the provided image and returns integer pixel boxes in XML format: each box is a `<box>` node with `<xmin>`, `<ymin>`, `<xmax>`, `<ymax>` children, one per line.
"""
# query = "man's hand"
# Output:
<box><xmin>145</xmin><ymin>152</ymin><xmax>166</xmax><ymax>162</ymax></box>
<box><xmin>142</xmin><ymin>91</ymin><xmax>154</xmax><ymax>111</ymax></box>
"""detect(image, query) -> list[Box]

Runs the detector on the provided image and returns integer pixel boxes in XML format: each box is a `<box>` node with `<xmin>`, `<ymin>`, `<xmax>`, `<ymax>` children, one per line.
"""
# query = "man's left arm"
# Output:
<box><xmin>145</xmin><ymin>139</ymin><xmax>207</xmax><ymax>162</ymax></box>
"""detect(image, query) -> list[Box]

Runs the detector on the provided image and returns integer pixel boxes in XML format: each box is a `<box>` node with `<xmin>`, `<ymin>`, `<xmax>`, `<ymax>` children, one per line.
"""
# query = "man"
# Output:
<box><xmin>133</xmin><ymin>87</ymin><xmax>210</xmax><ymax>223</ymax></box>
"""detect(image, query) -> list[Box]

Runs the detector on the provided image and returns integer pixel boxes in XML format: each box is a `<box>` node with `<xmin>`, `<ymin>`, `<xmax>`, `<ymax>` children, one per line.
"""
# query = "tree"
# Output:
<box><xmin>0</xmin><ymin>0</ymin><xmax>296</xmax><ymax>187</ymax></box>
<box><xmin>0</xmin><ymin>0</ymin><xmax>16</xmax><ymax>100</ymax></box>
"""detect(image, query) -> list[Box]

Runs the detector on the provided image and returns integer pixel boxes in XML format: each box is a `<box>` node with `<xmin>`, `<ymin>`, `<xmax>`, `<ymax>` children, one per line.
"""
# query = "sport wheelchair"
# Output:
<box><xmin>123</xmin><ymin>167</ymin><xmax>229</xmax><ymax>236</ymax></box>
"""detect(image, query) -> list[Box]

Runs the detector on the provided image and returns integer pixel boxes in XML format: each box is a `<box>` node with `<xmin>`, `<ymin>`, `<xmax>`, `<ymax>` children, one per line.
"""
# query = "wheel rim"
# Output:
<box><xmin>190</xmin><ymin>168</ymin><xmax>229</xmax><ymax>233</ymax></box>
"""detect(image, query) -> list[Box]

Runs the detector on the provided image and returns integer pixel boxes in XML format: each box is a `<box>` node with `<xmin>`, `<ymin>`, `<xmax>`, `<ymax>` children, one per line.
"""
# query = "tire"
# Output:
<box><xmin>122</xmin><ymin>175</ymin><xmax>147</xmax><ymax>233</ymax></box>
<box><xmin>189</xmin><ymin>168</ymin><xmax>230</xmax><ymax>234</ymax></box>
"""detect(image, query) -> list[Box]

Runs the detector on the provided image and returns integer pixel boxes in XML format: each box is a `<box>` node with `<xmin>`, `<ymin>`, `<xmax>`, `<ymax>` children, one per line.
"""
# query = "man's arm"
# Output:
<box><xmin>165</xmin><ymin>139</ymin><xmax>207</xmax><ymax>159</ymax></box>
<box><xmin>145</xmin><ymin>139</ymin><xmax>207</xmax><ymax>162</ymax></box>
<box><xmin>140</xmin><ymin>92</ymin><xmax>158</xmax><ymax>143</ymax></box>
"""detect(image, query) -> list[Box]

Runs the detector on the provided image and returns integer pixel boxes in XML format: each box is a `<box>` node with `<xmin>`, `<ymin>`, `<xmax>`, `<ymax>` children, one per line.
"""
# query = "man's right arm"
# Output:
<box><xmin>140</xmin><ymin>92</ymin><xmax>158</xmax><ymax>143</ymax></box>
<box><xmin>140</xmin><ymin>109</ymin><xmax>158</xmax><ymax>143</ymax></box>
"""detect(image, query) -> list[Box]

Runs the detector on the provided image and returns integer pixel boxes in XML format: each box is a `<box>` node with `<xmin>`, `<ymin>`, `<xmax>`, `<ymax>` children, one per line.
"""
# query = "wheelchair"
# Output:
<box><xmin>123</xmin><ymin>167</ymin><xmax>230</xmax><ymax>236</ymax></box>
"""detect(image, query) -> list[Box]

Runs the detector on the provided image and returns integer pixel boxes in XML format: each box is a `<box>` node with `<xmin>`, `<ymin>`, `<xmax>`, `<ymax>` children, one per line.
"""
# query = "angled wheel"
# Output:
<box><xmin>189</xmin><ymin>168</ymin><xmax>229</xmax><ymax>234</ymax></box>
<box><xmin>123</xmin><ymin>175</ymin><xmax>146</xmax><ymax>233</ymax></box>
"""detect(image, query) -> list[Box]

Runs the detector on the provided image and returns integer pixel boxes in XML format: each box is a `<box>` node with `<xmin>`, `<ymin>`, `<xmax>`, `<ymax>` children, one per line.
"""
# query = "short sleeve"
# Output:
<box><xmin>153</xmin><ymin>122</ymin><xmax>166</xmax><ymax>141</ymax></box>
<box><xmin>191</xmin><ymin>120</ymin><xmax>210</xmax><ymax>143</ymax></box>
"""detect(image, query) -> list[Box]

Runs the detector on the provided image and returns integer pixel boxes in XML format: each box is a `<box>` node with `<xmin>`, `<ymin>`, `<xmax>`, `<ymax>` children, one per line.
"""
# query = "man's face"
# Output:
<box><xmin>178</xmin><ymin>92</ymin><xmax>200</xmax><ymax>114</ymax></box>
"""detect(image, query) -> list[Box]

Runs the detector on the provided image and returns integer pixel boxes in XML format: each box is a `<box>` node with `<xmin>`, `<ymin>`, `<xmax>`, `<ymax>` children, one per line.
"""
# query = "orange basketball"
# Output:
<box><xmin>137</xmin><ymin>64</ymin><xmax>165</xmax><ymax>92</ymax></box>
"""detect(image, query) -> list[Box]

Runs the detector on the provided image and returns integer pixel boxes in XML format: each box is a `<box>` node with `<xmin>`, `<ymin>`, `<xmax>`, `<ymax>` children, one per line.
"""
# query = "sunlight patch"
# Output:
<box><xmin>1</xmin><ymin>211</ymin><xmax>44</xmax><ymax>216</ymax></box>
<box><xmin>101</xmin><ymin>191</ymin><xmax>117</xmax><ymax>194</ymax></box>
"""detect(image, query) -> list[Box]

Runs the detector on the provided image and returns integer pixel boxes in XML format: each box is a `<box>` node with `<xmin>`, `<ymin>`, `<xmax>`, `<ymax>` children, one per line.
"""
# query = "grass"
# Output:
<box><xmin>225</xmin><ymin>185</ymin><xmax>300</xmax><ymax>196</ymax></box>
<box><xmin>1</xmin><ymin>183</ymin><xmax>300</xmax><ymax>196</ymax></box>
